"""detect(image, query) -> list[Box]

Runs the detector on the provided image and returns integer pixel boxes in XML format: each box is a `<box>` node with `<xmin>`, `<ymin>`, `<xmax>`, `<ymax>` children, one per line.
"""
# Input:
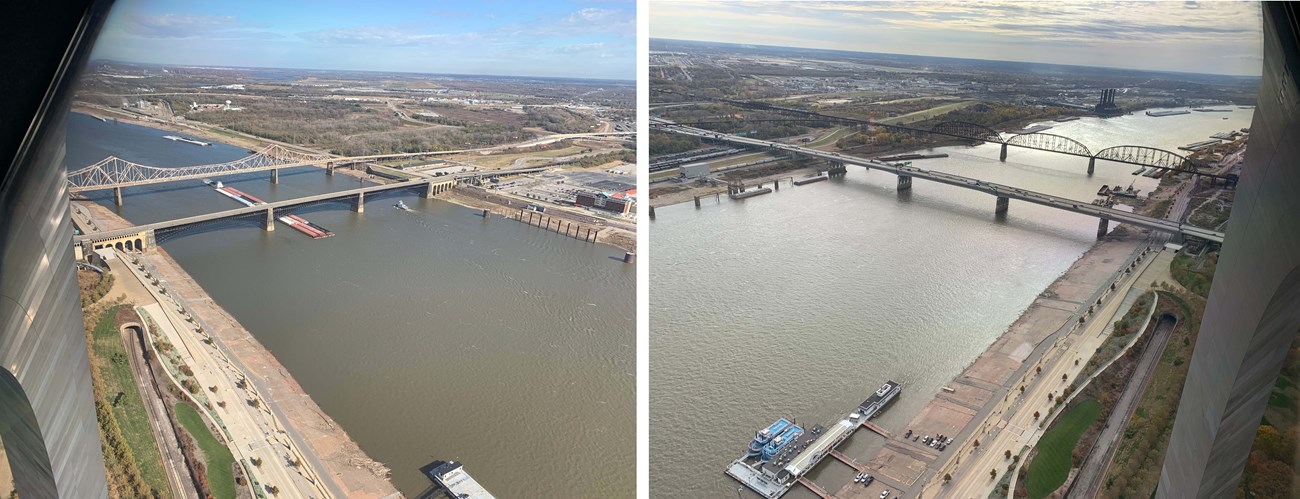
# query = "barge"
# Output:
<box><xmin>726</xmin><ymin>381</ymin><xmax>901</xmax><ymax>499</ymax></box>
<box><xmin>1146</xmin><ymin>109</ymin><xmax>1190</xmax><ymax>117</ymax></box>
<box><xmin>730</xmin><ymin>187</ymin><xmax>773</xmax><ymax>200</ymax></box>
<box><xmin>875</xmin><ymin>153</ymin><xmax>949</xmax><ymax>162</ymax></box>
<box><xmin>793</xmin><ymin>175</ymin><xmax>828</xmax><ymax>186</ymax></box>
<box><xmin>163</xmin><ymin>135</ymin><xmax>211</xmax><ymax>146</ymax></box>
<box><xmin>204</xmin><ymin>180</ymin><xmax>333</xmax><ymax>238</ymax></box>
<box><xmin>419</xmin><ymin>460</ymin><xmax>496</xmax><ymax>499</ymax></box>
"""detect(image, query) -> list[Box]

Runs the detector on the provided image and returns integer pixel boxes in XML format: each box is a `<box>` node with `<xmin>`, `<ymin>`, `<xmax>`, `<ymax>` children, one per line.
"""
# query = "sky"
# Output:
<box><xmin>90</xmin><ymin>0</ymin><xmax>635</xmax><ymax>80</ymax></box>
<box><xmin>651</xmin><ymin>1</ymin><xmax>1264</xmax><ymax>76</ymax></box>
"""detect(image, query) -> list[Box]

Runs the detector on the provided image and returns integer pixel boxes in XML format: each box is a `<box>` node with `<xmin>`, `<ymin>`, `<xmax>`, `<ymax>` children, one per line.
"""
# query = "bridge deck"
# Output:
<box><xmin>655</xmin><ymin>121</ymin><xmax>1224</xmax><ymax>244</ymax></box>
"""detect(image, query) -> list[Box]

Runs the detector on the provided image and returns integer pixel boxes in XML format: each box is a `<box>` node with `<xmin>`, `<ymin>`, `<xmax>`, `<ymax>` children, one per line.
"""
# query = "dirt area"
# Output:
<box><xmin>649</xmin><ymin>165</ymin><xmax>821</xmax><ymax>207</ymax></box>
<box><xmin>446</xmin><ymin>187</ymin><xmax>636</xmax><ymax>252</ymax></box>
<box><xmin>832</xmin><ymin>226</ymin><xmax>1150</xmax><ymax>498</ymax></box>
<box><xmin>0</xmin><ymin>440</ymin><xmax>10</xmax><ymax>499</ymax></box>
<box><xmin>145</xmin><ymin>250</ymin><xmax>398</xmax><ymax>498</ymax></box>
<box><xmin>78</xmin><ymin>208</ymin><xmax>399</xmax><ymax>499</ymax></box>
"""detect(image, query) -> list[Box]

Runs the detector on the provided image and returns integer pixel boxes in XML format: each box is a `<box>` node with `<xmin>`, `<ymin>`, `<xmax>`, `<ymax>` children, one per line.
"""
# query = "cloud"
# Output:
<box><xmin>125</xmin><ymin>13</ymin><xmax>280</xmax><ymax>40</ymax></box>
<box><xmin>298</xmin><ymin>26</ymin><xmax>481</xmax><ymax>46</ymax></box>
<box><xmin>538</xmin><ymin>7</ymin><xmax>634</xmax><ymax>35</ymax></box>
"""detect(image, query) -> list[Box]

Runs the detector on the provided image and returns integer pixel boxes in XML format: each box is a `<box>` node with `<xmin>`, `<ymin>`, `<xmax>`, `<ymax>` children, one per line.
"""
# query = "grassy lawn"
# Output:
<box><xmin>90</xmin><ymin>305</ymin><xmax>173</xmax><ymax>498</ymax></box>
<box><xmin>1027</xmin><ymin>398</ymin><xmax>1102</xmax><ymax>499</ymax></box>
<box><xmin>879</xmin><ymin>100</ymin><xmax>978</xmax><ymax>125</ymax></box>
<box><xmin>174</xmin><ymin>403</ymin><xmax>237</xmax><ymax>499</ymax></box>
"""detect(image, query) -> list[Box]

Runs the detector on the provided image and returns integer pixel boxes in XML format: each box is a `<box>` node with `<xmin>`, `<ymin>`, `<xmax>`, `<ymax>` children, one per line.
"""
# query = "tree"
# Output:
<box><xmin>1034</xmin><ymin>411</ymin><xmax>1040</xmax><ymax>420</ymax></box>
<box><xmin>990</xmin><ymin>469</ymin><xmax>997</xmax><ymax>479</ymax></box>
<box><xmin>1063</xmin><ymin>373</ymin><xmax>1069</xmax><ymax>382</ymax></box>
<box><xmin>1036</xmin><ymin>366</ymin><xmax>1042</xmax><ymax>375</ymax></box>
<box><xmin>943</xmin><ymin>473</ymin><xmax>952</xmax><ymax>483</ymax></box>
<box><xmin>973</xmin><ymin>439</ymin><xmax>981</xmax><ymax>449</ymax></box>
<box><xmin>1005</xmin><ymin>449</ymin><xmax>1012</xmax><ymax>460</ymax></box>
<box><xmin>1048</xmin><ymin>393</ymin><xmax>1054</xmax><ymax>402</ymax></box>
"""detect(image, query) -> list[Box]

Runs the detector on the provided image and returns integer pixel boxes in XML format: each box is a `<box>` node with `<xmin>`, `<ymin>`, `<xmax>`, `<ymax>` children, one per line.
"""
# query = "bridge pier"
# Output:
<box><xmin>827</xmin><ymin>160</ymin><xmax>847</xmax><ymax>177</ymax></box>
<box><xmin>694</xmin><ymin>196</ymin><xmax>701</xmax><ymax>208</ymax></box>
<box><xmin>424</xmin><ymin>180</ymin><xmax>437</xmax><ymax>198</ymax></box>
<box><xmin>114</xmin><ymin>187</ymin><xmax>123</xmax><ymax>207</ymax></box>
<box><xmin>1088</xmin><ymin>157</ymin><xmax>1096</xmax><ymax>175</ymax></box>
<box><xmin>1097</xmin><ymin>218</ymin><xmax>1109</xmax><ymax>238</ymax></box>
<box><xmin>264</xmin><ymin>208</ymin><xmax>276</xmax><ymax>232</ymax></box>
<box><xmin>271</xmin><ymin>168</ymin><xmax>279</xmax><ymax>184</ymax></box>
<box><xmin>649</xmin><ymin>206</ymin><xmax>656</xmax><ymax>220</ymax></box>
<box><xmin>326</xmin><ymin>162</ymin><xmax>334</xmax><ymax>176</ymax></box>
<box><xmin>1000</xmin><ymin>143</ymin><xmax>1008</xmax><ymax>162</ymax></box>
<box><xmin>353</xmin><ymin>191</ymin><xmax>364</xmax><ymax>213</ymax></box>
<box><xmin>897</xmin><ymin>175</ymin><xmax>912</xmax><ymax>191</ymax></box>
<box><xmin>995</xmin><ymin>196</ymin><xmax>1009</xmax><ymax>214</ymax></box>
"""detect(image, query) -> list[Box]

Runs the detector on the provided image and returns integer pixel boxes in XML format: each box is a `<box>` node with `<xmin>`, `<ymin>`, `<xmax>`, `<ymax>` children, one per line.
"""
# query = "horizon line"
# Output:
<box><xmin>87</xmin><ymin>58</ymin><xmax>637</xmax><ymax>85</ymax></box>
<box><xmin>649</xmin><ymin>37</ymin><xmax>1263</xmax><ymax>79</ymax></box>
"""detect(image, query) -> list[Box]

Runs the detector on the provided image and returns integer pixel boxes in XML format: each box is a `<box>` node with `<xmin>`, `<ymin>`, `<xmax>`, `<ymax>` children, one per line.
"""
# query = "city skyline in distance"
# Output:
<box><xmin>650</xmin><ymin>1</ymin><xmax>1263</xmax><ymax>77</ymax></box>
<box><xmin>90</xmin><ymin>0</ymin><xmax>634</xmax><ymax>80</ymax></box>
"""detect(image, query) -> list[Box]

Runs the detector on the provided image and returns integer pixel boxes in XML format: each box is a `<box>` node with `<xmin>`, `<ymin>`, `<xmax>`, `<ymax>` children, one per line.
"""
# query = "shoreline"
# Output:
<box><xmin>75</xmin><ymin>200</ymin><xmax>400</xmax><ymax>498</ymax></box>
<box><xmin>834</xmin><ymin>225</ymin><xmax>1151</xmax><ymax>498</ymax></box>
<box><xmin>70</xmin><ymin>106</ymin><xmax>637</xmax><ymax>253</ymax></box>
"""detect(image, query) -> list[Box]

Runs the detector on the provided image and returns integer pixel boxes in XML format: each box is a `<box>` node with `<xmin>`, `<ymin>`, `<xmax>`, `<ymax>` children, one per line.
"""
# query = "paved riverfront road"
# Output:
<box><xmin>937</xmin><ymin>244</ymin><xmax>1165</xmax><ymax>499</ymax></box>
<box><xmin>120</xmin><ymin>253</ymin><xmax>326</xmax><ymax>499</ymax></box>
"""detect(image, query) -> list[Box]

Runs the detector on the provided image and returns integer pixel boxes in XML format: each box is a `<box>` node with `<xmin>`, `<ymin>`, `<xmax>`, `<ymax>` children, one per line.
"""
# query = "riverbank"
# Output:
<box><xmin>446</xmin><ymin>186</ymin><xmax>637</xmax><ymax>252</ymax></box>
<box><xmin>833</xmin><ymin>223</ymin><xmax>1151</xmax><ymax>498</ymax></box>
<box><xmin>74</xmin><ymin>200</ymin><xmax>400</xmax><ymax>499</ymax></box>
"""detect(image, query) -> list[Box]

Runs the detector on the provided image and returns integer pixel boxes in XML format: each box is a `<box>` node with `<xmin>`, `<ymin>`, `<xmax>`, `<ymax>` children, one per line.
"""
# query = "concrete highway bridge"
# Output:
<box><xmin>75</xmin><ymin>165</ymin><xmax>548</xmax><ymax>252</ymax></box>
<box><xmin>651</xmin><ymin>91</ymin><xmax>1231</xmax><ymax>180</ymax></box>
<box><xmin>67</xmin><ymin>131</ymin><xmax>632</xmax><ymax>204</ymax></box>
<box><xmin>655</xmin><ymin>120</ymin><xmax>1225</xmax><ymax>244</ymax></box>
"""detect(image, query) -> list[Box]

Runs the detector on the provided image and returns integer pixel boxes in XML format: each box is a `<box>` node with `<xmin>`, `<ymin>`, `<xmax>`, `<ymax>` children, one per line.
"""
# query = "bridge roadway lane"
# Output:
<box><xmin>654</xmin><ymin>121</ymin><xmax>1225</xmax><ymax>244</ymax></box>
<box><xmin>68</xmin><ymin>132</ymin><xmax>631</xmax><ymax>192</ymax></box>
<box><xmin>75</xmin><ymin>167</ymin><xmax>547</xmax><ymax>243</ymax></box>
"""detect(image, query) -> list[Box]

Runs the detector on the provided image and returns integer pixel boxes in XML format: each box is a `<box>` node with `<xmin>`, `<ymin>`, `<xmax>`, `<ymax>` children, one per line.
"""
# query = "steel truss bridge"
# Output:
<box><xmin>654</xmin><ymin>119</ymin><xmax>1225</xmax><ymax>244</ymax></box>
<box><xmin>67</xmin><ymin>132</ymin><xmax>633</xmax><ymax>193</ymax></box>
<box><xmin>653</xmin><ymin>92</ymin><xmax>1228</xmax><ymax>178</ymax></box>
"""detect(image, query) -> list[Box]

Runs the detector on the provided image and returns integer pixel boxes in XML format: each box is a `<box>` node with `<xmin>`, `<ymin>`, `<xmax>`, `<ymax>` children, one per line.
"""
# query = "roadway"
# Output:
<box><xmin>1069</xmin><ymin>311</ymin><xmax>1177</xmax><ymax>499</ymax></box>
<box><xmin>118</xmin><ymin>253</ymin><xmax>329</xmax><ymax>498</ymax></box>
<box><xmin>935</xmin><ymin>245</ymin><xmax>1166</xmax><ymax>499</ymax></box>
<box><xmin>109</xmin><ymin>260</ymin><xmax>201</xmax><ymax>499</ymax></box>
<box><xmin>75</xmin><ymin>168</ymin><xmax>546</xmax><ymax>243</ymax></box>
<box><xmin>68</xmin><ymin>132</ymin><xmax>631</xmax><ymax>192</ymax></box>
<box><xmin>653</xmin><ymin>120</ymin><xmax>1225</xmax><ymax>244</ymax></box>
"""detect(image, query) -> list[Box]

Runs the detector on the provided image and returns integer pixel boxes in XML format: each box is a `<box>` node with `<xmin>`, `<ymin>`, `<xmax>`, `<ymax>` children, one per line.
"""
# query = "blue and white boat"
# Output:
<box><xmin>747</xmin><ymin>419</ymin><xmax>792</xmax><ymax>458</ymax></box>
<box><xmin>761</xmin><ymin>425</ymin><xmax>803</xmax><ymax>461</ymax></box>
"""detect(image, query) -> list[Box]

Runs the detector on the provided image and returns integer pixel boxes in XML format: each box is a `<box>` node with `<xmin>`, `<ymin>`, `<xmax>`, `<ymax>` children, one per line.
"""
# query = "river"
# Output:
<box><xmin>68</xmin><ymin>113</ymin><xmax>636</xmax><ymax>498</ymax></box>
<box><xmin>648</xmin><ymin>107</ymin><xmax>1251</xmax><ymax>497</ymax></box>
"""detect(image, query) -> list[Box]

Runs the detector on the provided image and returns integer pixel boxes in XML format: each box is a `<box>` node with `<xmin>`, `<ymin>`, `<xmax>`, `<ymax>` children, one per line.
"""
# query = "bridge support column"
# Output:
<box><xmin>114</xmin><ymin>187</ymin><xmax>123</xmax><ymax>207</ymax></box>
<box><xmin>424</xmin><ymin>180</ymin><xmax>436</xmax><ymax>198</ymax></box>
<box><xmin>353</xmin><ymin>191</ymin><xmax>364</xmax><ymax>213</ymax></box>
<box><xmin>897</xmin><ymin>175</ymin><xmax>912</xmax><ymax>191</ymax></box>
<box><xmin>995</xmin><ymin>196</ymin><xmax>1009</xmax><ymax>214</ymax></box>
<box><xmin>1097</xmin><ymin>218</ymin><xmax>1109</xmax><ymax>238</ymax></box>
<box><xmin>326</xmin><ymin>162</ymin><xmax>334</xmax><ymax>176</ymax></box>
<box><xmin>827</xmin><ymin>161</ymin><xmax>847</xmax><ymax>177</ymax></box>
<box><xmin>144</xmin><ymin>230</ymin><xmax>156</xmax><ymax>252</ymax></box>
<box><xmin>271</xmin><ymin>168</ymin><xmax>279</xmax><ymax>184</ymax></box>
<box><xmin>264</xmin><ymin>208</ymin><xmax>276</xmax><ymax>232</ymax></box>
<box><xmin>694</xmin><ymin>196</ymin><xmax>701</xmax><ymax>208</ymax></box>
<box><xmin>1088</xmin><ymin>157</ymin><xmax>1096</xmax><ymax>175</ymax></box>
<box><xmin>649</xmin><ymin>206</ymin><xmax>656</xmax><ymax>220</ymax></box>
<box><xmin>1000</xmin><ymin>143</ymin><xmax>1008</xmax><ymax>162</ymax></box>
